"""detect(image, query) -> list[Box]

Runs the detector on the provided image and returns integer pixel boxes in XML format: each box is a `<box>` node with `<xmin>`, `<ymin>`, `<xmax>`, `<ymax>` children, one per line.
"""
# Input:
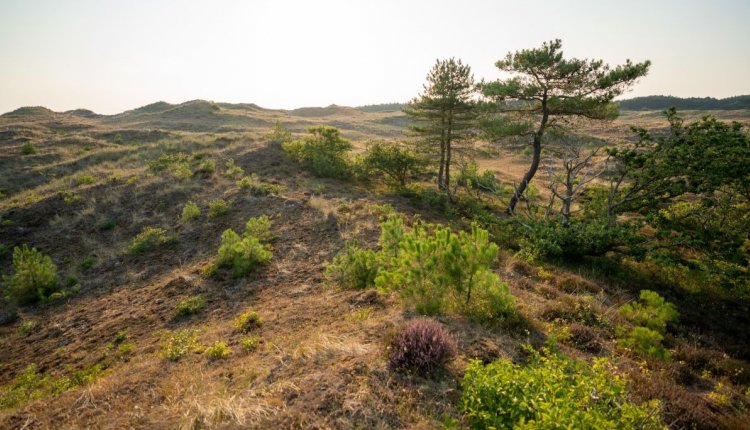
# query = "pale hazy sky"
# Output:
<box><xmin>1</xmin><ymin>0</ymin><xmax>749</xmax><ymax>114</ymax></box>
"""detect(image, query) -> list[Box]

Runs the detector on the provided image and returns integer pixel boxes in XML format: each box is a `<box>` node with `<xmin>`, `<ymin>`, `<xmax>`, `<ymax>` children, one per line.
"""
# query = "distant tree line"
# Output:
<box><xmin>618</xmin><ymin>95</ymin><xmax>750</xmax><ymax>110</ymax></box>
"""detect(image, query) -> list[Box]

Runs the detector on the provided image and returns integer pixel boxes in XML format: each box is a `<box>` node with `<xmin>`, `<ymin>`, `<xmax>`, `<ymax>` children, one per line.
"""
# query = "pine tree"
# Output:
<box><xmin>480</xmin><ymin>39</ymin><xmax>650</xmax><ymax>213</ymax></box>
<box><xmin>405</xmin><ymin>58</ymin><xmax>477</xmax><ymax>195</ymax></box>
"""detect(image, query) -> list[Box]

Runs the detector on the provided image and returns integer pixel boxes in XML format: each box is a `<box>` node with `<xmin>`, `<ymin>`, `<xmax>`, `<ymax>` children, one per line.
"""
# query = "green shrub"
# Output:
<box><xmin>73</xmin><ymin>175</ymin><xmax>96</xmax><ymax>186</ymax></box>
<box><xmin>224</xmin><ymin>158</ymin><xmax>244</xmax><ymax>178</ymax></box>
<box><xmin>619</xmin><ymin>290</ymin><xmax>678</xmax><ymax>334</ymax></box>
<box><xmin>266</xmin><ymin>121</ymin><xmax>292</xmax><ymax>143</ymax></box>
<box><xmin>282</xmin><ymin>126</ymin><xmax>352</xmax><ymax>178</ymax></box>
<box><xmin>196</xmin><ymin>159</ymin><xmax>216</xmax><ymax>175</ymax></box>
<box><xmin>147</xmin><ymin>153</ymin><xmax>190</xmax><ymax>172</ymax></box>
<box><xmin>234</xmin><ymin>310</ymin><xmax>263</xmax><ymax>333</ymax></box>
<box><xmin>325</xmin><ymin>242</ymin><xmax>380</xmax><ymax>290</ymax></box>
<box><xmin>0</xmin><ymin>363</ymin><xmax>105</xmax><ymax>409</ymax></box>
<box><xmin>3</xmin><ymin>245</ymin><xmax>59</xmax><ymax>304</ymax></box>
<box><xmin>376</xmin><ymin>220</ymin><xmax>515</xmax><ymax>320</ymax></box>
<box><xmin>19</xmin><ymin>319</ymin><xmax>39</xmax><ymax>335</ymax></box>
<box><xmin>127</xmin><ymin>227</ymin><xmax>173</xmax><ymax>254</ymax></box>
<box><xmin>175</xmin><ymin>295</ymin><xmax>205</xmax><ymax>316</ymax></box>
<box><xmin>181</xmin><ymin>200</ymin><xmax>201</xmax><ymax>222</ymax></box>
<box><xmin>241</xmin><ymin>335</ymin><xmax>261</xmax><ymax>352</ymax></box>
<box><xmin>204</xmin><ymin>341</ymin><xmax>231</xmax><ymax>360</ymax></box>
<box><xmin>79</xmin><ymin>255</ymin><xmax>96</xmax><ymax>270</ymax></box>
<box><xmin>21</xmin><ymin>142</ymin><xmax>37</xmax><ymax>155</ymax></box>
<box><xmin>237</xmin><ymin>175</ymin><xmax>282</xmax><ymax>195</ymax></box>
<box><xmin>215</xmin><ymin>229</ymin><xmax>271</xmax><ymax>277</ymax></box>
<box><xmin>162</xmin><ymin>329</ymin><xmax>199</xmax><ymax>361</ymax></box>
<box><xmin>244</xmin><ymin>215</ymin><xmax>274</xmax><ymax>242</ymax></box>
<box><xmin>362</xmin><ymin>141</ymin><xmax>423</xmax><ymax>186</ymax></box>
<box><xmin>96</xmin><ymin>219</ymin><xmax>117</xmax><ymax>231</ymax></box>
<box><xmin>208</xmin><ymin>198</ymin><xmax>230</xmax><ymax>217</ymax></box>
<box><xmin>460</xmin><ymin>351</ymin><xmax>665</xmax><ymax>429</ymax></box>
<box><xmin>620</xmin><ymin>326</ymin><xmax>670</xmax><ymax>359</ymax></box>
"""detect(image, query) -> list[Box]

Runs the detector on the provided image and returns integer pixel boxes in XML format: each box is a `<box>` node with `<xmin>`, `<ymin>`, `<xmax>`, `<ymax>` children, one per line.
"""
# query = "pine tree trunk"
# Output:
<box><xmin>508</xmin><ymin>98</ymin><xmax>549</xmax><ymax>214</ymax></box>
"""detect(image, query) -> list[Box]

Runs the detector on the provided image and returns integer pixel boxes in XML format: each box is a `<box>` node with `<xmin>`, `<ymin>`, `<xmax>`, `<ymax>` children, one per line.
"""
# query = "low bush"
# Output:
<box><xmin>620</xmin><ymin>326</ymin><xmax>670</xmax><ymax>359</ymax></box>
<box><xmin>234</xmin><ymin>310</ymin><xmax>263</xmax><ymax>333</ymax></box>
<box><xmin>214</xmin><ymin>228</ymin><xmax>271</xmax><ymax>277</ymax></box>
<box><xmin>196</xmin><ymin>159</ymin><xmax>216</xmax><ymax>175</ymax></box>
<box><xmin>73</xmin><ymin>175</ymin><xmax>96</xmax><ymax>186</ymax></box>
<box><xmin>162</xmin><ymin>329</ymin><xmax>199</xmax><ymax>361</ymax></box>
<box><xmin>282</xmin><ymin>126</ymin><xmax>352</xmax><ymax>178</ymax></box>
<box><xmin>619</xmin><ymin>290</ymin><xmax>678</xmax><ymax>334</ymax></box>
<box><xmin>208</xmin><ymin>198</ymin><xmax>230</xmax><ymax>217</ymax></box>
<box><xmin>127</xmin><ymin>227</ymin><xmax>173</xmax><ymax>254</ymax></box>
<box><xmin>241</xmin><ymin>335</ymin><xmax>261</xmax><ymax>352</ymax></box>
<box><xmin>204</xmin><ymin>341</ymin><xmax>231</xmax><ymax>360</ymax></box>
<box><xmin>361</xmin><ymin>140</ymin><xmax>424</xmax><ymax>186</ymax></box>
<box><xmin>237</xmin><ymin>175</ymin><xmax>282</xmax><ymax>196</ymax></box>
<box><xmin>244</xmin><ymin>215</ymin><xmax>274</xmax><ymax>243</ymax></box>
<box><xmin>181</xmin><ymin>201</ymin><xmax>201</xmax><ymax>222</ymax></box>
<box><xmin>3</xmin><ymin>245</ymin><xmax>59</xmax><ymax>304</ymax></box>
<box><xmin>224</xmin><ymin>158</ymin><xmax>244</xmax><ymax>178</ymax></box>
<box><xmin>0</xmin><ymin>363</ymin><xmax>105</xmax><ymax>409</ymax></box>
<box><xmin>388</xmin><ymin>318</ymin><xmax>456</xmax><ymax>375</ymax></box>
<box><xmin>460</xmin><ymin>351</ymin><xmax>665</xmax><ymax>429</ymax></box>
<box><xmin>21</xmin><ymin>142</ymin><xmax>36</xmax><ymax>155</ymax></box>
<box><xmin>175</xmin><ymin>295</ymin><xmax>205</xmax><ymax>316</ymax></box>
<box><xmin>325</xmin><ymin>242</ymin><xmax>380</xmax><ymax>290</ymax></box>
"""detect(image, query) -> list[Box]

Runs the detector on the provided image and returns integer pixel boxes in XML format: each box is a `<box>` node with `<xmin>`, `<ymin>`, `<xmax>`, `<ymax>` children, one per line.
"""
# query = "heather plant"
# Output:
<box><xmin>127</xmin><ymin>226</ymin><xmax>173</xmax><ymax>254</ymax></box>
<box><xmin>388</xmin><ymin>318</ymin><xmax>456</xmax><ymax>375</ymax></box>
<box><xmin>3</xmin><ymin>245</ymin><xmax>59</xmax><ymax>304</ymax></box>
<box><xmin>460</xmin><ymin>351</ymin><xmax>665</xmax><ymax>429</ymax></box>
<box><xmin>181</xmin><ymin>200</ymin><xmax>201</xmax><ymax>222</ymax></box>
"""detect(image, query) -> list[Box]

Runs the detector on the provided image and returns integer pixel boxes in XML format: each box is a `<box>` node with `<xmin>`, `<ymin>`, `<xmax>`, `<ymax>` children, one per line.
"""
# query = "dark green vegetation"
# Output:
<box><xmin>1</xmin><ymin>39</ymin><xmax>749</xmax><ymax>429</ymax></box>
<box><xmin>619</xmin><ymin>95</ymin><xmax>750</xmax><ymax>110</ymax></box>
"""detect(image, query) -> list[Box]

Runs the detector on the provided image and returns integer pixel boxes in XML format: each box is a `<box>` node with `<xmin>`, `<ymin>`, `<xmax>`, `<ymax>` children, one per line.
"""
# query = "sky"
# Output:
<box><xmin>1</xmin><ymin>0</ymin><xmax>749</xmax><ymax>115</ymax></box>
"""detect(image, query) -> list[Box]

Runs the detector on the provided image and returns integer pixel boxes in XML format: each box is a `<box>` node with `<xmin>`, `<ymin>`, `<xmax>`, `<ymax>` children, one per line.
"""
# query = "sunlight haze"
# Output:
<box><xmin>1</xmin><ymin>0</ymin><xmax>748</xmax><ymax>114</ymax></box>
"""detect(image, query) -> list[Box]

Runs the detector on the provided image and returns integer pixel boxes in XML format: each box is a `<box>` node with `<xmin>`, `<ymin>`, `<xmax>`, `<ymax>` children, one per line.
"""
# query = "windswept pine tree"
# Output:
<box><xmin>480</xmin><ymin>39</ymin><xmax>650</xmax><ymax>213</ymax></box>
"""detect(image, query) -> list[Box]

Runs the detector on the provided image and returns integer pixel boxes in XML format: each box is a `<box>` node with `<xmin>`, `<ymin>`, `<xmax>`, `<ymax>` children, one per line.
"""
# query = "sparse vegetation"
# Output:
<box><xmin>175</xmin><ymin>295</ymin><xmax>205</xmax><ymax>316</ymax></box>
<box><xmin>162</xmin><ymin>329</ymin><xmax>199</xmax><ymax>361</ymax></box>
<box><xmin>234</xmin><ymin>309</ymin><xmax>263</xmax><ymax>333</ymax></box>
<box><xmin>20</xmin><ymin>142</ymin><xmax>36</xmax><ymax>155</ymax></box>
<box><xmin>241</xmin><ymin>335</ymin><xmax>261</xmax><ymax>352</ymax></box>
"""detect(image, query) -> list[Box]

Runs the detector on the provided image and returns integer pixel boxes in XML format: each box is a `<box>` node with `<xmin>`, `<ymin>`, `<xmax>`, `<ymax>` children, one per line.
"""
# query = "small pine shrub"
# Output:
<box><xmin>3</xmin><ymin>245</ymin><xmax>59</xmax><ymax>304</ymax></box>
<box><xmin>237</xmin><ymin>176</ymin><xmax>252</xmax><ymax>189</ymax></box>
<box><xmin>181</xmin><ymin>200</ymin><xmax>201</xmax><ymax>222</ymax></box>
<box><xmin>204</xmin><ymin>341</ymin><xmax>231</xmax><ymax>360</ymax></box>
<box><xmin>325</xmin><ymin>242</ymin><xmax>380</xmax><ymax>290</ymax></box>
<box><xmin>96</xmin><ymin>219</ymin><xmax>117</xmax><ymax>231</ymax></box>
<box><xmin>127</xmin><ymin>227</ymin><xmax>173</xmax><ymax>254</ymax></box>
<box><xmin>388</xmin><ymin>318</ymin><xmax>456</xmax><ymax>375</ymax></box>
<box><xmin>80</xmin><ymin>255</ymin><xmax>96</xmax><ymax>270</ymax></box>
<box><xmin>620</xmin><ymin>326</ymin><xmax>670</xmax><ymax>359</ymax></box>
<box><xmin>215</xmin><ymin>228</ymin><xmax>272</xmax><ymax>277</ymax></box>
<box><xmin>619</xmin><ymin>290</ymin><xmax>678</xmax><ymax>333</ymax></box>
<box><xmin>224</xmin><ymin>158</ymin><xmax>244</xmax><ymax>178</ymax></box>
<box><xmin>208</xmin><ymin>198</ymin><xmax>230</xmax><ymax>218</ymax></box>
<box><xmin>175</xmin><ymin>295</ymin><xmax>205</xmax><ymax>316</ymax></box>
<box><xmin>234</xmin><ymin>310</ymin><xmax>263</xmax><ymax>333</ymax></box>
<box><xmin>266</xmin><ymin>121</ymin><xmax>292</xmax><ymax>143</ymax></box>
<box><xmin>19</xmin><ymin>319</ymin><xmax>39</xmax><ymax>335</ymax></box>
<box><xmin>197</xmin><ymin>159</ymin><xmax>216</xmax><ymax>175</ymax></box>
<box><xmin>361</xmin><ymin>141</ymin><xmax>424</xmax><ymax>186</ymax></box>
<box><xmin>282</xmin><ymin>126</ymin><xmax>352</xmax><ymax>178</ymax></box>
<box><xmin>21</xmin><ymin>142</ymin><xmax>36</xmax><ymax>155</ymax></box>
<box><xmin>162</xmin><ymin>330</ymin><xmax>199</xmax><ymax>361</ymax></box>
<box><xmin>241</xmin><ymin>335</ymin><xmax>261</xmax><ymax>352</ymax></box>
<box><xmin>244</xmin><ymin>215</ymin><xmax>274</xmax><ymax>242</ymax></box>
